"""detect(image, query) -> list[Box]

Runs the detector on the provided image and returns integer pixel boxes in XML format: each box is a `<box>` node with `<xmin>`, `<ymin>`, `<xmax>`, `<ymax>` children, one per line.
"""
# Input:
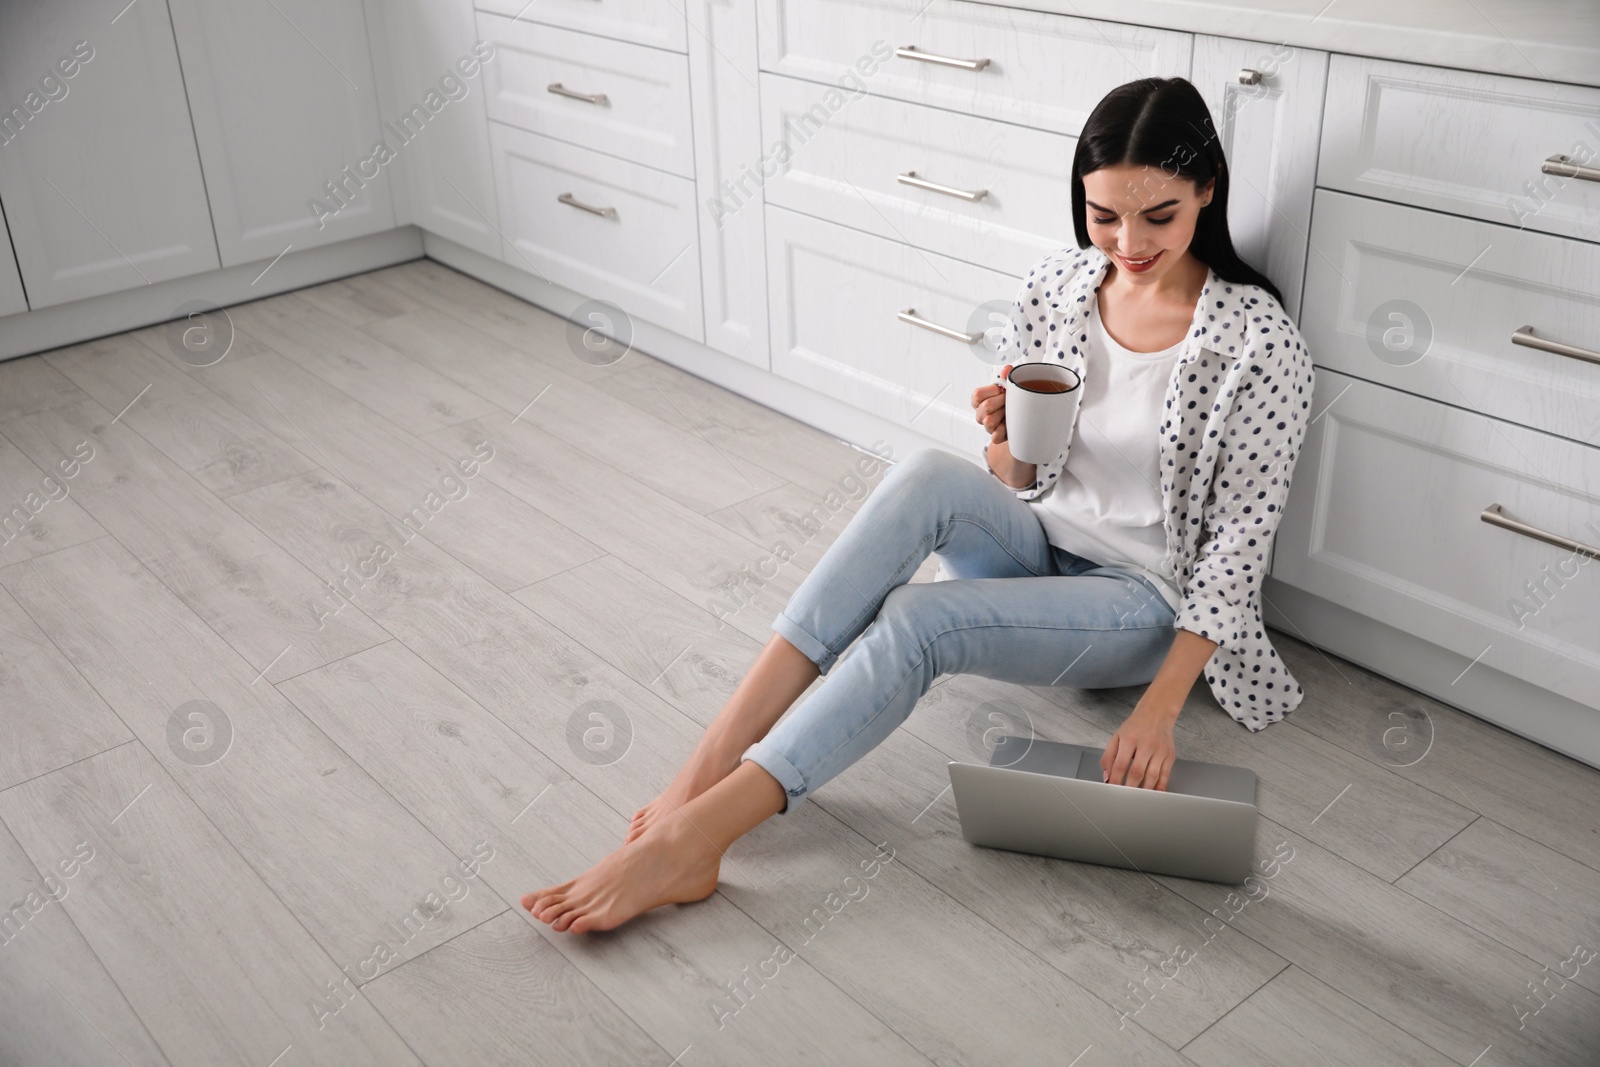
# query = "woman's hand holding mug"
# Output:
<box><xmin>971</xmin><ymin>363</ymin><xmax>1014</xmax><ymax>444</ymax></box>
<box><xmin>971</xmin><ymin>364</ymin><xmax>1039</xmax><ymax>491</ymax></box>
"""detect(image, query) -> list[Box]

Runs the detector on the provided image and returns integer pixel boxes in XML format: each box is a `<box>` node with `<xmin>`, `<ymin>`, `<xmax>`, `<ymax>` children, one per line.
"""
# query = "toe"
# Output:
<box><xmin>532</xmin><ymin>877</ymin><xmax>576</xmax><ymax>901</ymax></box>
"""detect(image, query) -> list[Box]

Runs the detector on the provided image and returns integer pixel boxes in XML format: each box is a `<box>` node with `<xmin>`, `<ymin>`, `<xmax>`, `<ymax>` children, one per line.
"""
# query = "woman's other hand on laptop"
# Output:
<box><xmin>1100</xmin><ymin>701</ymin><xmax>1178</xmax><ymax>790</ymax></box>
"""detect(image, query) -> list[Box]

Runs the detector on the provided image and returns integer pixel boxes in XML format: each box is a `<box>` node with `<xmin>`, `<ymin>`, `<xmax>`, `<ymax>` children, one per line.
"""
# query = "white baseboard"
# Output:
<box><xmin>0</xmin><ymin>227</ymin><xmax>426</xmax><ymax>362</ymax></box>
<box><xmin>1262</xmin><ymin>576</ymin><xmax>1600</xmax><ymax>770</ymax></box>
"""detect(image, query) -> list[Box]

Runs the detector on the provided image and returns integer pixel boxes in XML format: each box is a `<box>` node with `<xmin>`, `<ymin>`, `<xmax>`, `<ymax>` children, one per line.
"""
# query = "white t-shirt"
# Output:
<box><xmin>1030</xmin><ymin>298</ymin><xmax>1184</xmax><ymax>610</ymax></box>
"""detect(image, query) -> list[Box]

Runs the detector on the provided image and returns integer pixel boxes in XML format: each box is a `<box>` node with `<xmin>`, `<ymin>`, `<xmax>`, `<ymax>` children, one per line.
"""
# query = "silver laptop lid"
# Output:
<box><xmin>987</xmin><ymin>735</ymin><xmax>1257</xmax><ymax>806</ymax></box>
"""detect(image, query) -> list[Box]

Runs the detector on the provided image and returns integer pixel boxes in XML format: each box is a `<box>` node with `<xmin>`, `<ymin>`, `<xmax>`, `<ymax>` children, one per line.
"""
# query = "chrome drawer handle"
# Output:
<box><xmin>897</xmin><ymin>171</ymin><xmax>988</xmax><ymax>202</ymax></box>
<box><xmin>1511</xmin><ymin>325</ymin><xmax>1600</xmax><ymax>367</ymax></box>
<box><xmin>548</xmin><ymin>83</ymin><xmax>610</xmax><ymax>106</ymax></box>
<box><xmin>1237</xmin><ymin>68</ymin><xmax>1262</xmax><ymax>85</ymax></box>
<box><xmin>1481</xmin><ymin>503</ymin><xmax>1600</xmax><ymax>561</ymax></box>
<box><xmin>1541</xmin><ymin>153</ymin><xmax>1600</xmax><ymax>183</ymax></box>
<box><xmin>898</xmin><ymin>307</ymin><xmax>983</xmax><ymax>344</ymax></box>
<box><xmin>558</xmin><ymin>192</ymin><xmax>617</xmax><ymax>218</ymax></box>
<box><xmin>895</xmin><ymin>45</ymin><xmax>990</xmax><ymax>71</ymax></box>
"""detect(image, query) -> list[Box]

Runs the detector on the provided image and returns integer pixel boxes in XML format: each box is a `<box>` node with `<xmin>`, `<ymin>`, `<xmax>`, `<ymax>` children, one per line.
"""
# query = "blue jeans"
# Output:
<box><xmin>743</xmin><ymin>447</ymin><xmax>1177</xmax><ymax>814</ymax></box>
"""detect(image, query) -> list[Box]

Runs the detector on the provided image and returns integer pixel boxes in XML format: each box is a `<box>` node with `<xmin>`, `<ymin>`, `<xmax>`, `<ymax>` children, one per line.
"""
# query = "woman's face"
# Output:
<box><xmin>1081</xmin><ymin>164</ymin><xmax>1213</xmax><ymax>287</ymax></box>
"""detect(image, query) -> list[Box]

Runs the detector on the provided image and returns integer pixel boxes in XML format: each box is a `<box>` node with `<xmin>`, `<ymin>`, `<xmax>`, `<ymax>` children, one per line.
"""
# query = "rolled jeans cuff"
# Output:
<box><xmin>741</xmin><ymin>740</ymin><xmax>808</xmax><ymax>815</ymax></box>
<box><xmin>771</xmin><ymin>609</ymin><xmax>840</xmax><ymax>674</ymax></box>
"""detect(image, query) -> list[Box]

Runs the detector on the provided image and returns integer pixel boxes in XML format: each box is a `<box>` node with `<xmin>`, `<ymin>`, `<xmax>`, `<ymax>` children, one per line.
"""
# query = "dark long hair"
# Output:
<box><xmin>1071</xmin><ymin>77</ymin><xmax>1284</xmax><ymax>307</ymax></box>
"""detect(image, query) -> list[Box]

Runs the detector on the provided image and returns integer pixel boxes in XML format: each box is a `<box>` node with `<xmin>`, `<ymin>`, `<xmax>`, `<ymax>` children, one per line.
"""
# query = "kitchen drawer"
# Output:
<box><xmin>766</xmin><ymin>204</ymin><xmax>1018</xmax><ymax>450</ymax></box>
<box><xmin>756</xmin><ymin>0</ymin><xmax>1190</xmax><ymax>137</ymax></box>
<box><xmin>1274</xmin><ymin>370</ymin><xmax>1600</xmax><ymax>712</ymax></box>
<box><xmin>480</xmin><ymin>14</ymin><xmax>693</xmax><ymax>179</ymax></box>
<box><xmin>758</xmin><ymin>73</ymin><xmax>1073</xmax><ymax>277</ymax></box>
<box><xmin>1319</xmin><ymin>55</ymin><xmax>1600</xmax><ymax>244</ymax></box>
<box><xmin>1302</xmin><ymin>189</ymin><xmax>1600</xmax><ymax>446</ymax></box>
<box><xmin>474</xmin><ymin>0</ymin><xmax>685</xmax><ymax>53</ymax></box>
<box><xmin>490</xmin><ymin>122</ymin><xmax>702</xmax><ymax>340</ymax></box>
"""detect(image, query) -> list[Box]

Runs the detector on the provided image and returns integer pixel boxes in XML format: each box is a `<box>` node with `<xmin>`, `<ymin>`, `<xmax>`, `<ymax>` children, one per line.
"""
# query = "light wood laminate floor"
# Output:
<box><xmin>1</xmin><ymin>258</ymin><xmax>1596</xmax><ymax>1067</ymax></box>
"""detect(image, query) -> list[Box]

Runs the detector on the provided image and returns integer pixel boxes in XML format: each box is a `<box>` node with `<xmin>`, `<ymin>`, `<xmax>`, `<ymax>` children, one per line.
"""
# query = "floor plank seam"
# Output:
<box><xmin>0</xmin><ymin>736</ymin><xmax>142</xmax><ymax>799</ymax></box>
<box><xmin>365</xmin><ymin>260</ymin><xmax>846</xmax><ymax>504</ymax></box>
<box><xmin>1173</xmin><ymin>956</ymin><xmax>1291</xmax><ymax>1054</ymax></box>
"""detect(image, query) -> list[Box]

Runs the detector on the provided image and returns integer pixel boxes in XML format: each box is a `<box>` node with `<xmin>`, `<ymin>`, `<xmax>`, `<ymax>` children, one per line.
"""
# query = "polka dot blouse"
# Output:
<box><xmin>982</xmin><ymin>244</ymin><xmax>1316</xmax><ymax>730</ymax></box>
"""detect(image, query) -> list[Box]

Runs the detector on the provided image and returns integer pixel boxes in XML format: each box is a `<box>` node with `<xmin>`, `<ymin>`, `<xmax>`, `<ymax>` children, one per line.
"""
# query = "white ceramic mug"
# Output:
<box><xmin>1003</xmin><ymin>362</ymin><xmax>1082</xmax><ymax>465</ymax></box>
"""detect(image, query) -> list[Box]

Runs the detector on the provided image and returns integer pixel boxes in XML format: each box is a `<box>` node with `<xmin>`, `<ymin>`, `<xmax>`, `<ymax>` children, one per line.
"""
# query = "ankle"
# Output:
<box><xmin>688</xmin><ymin>737</ymin><xmax>743</xmax><ymax>778</ymax></box>
<box><xmin>655</xmin><ymin>808</ymin><xmax>723</xmax><ymax>859</ymax></box>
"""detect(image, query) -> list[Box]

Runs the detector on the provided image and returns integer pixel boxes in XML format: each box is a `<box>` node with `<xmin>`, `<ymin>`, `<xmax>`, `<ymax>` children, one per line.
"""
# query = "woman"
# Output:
<box><xmin>522</xmin><ymin>76</ymin><xmax>1314</xmax><ymax>934</ymax></box>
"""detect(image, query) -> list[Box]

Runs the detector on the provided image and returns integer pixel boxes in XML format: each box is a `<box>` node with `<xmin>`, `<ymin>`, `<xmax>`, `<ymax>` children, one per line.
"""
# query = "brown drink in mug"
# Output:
<box><xmin>1002</xmin><ymin>362</ymin><xmax>1083</xmax><ymax>465</ymax></box>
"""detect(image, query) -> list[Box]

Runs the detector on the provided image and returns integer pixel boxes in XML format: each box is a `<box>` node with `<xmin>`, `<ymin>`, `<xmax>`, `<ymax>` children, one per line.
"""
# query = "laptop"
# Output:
<box><xmin>947</xmin><ymin>735</ymin><xmax>1259</xmax><ymax>884</ymax></box>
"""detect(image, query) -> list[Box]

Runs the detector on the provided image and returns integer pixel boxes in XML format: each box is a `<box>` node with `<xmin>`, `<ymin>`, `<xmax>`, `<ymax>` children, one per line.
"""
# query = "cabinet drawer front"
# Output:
<box><xmin>480</xmin><ymin>14</ymin><xmax>693</xmax><ymax>179</ymax></box>
<box><xmin>490</xmin><ymin>123</ymin><xmax>702</xmax><ymax>340</ymax></box>
<box><xmin>757</xmin><ymin>0</ymin><xmax>1190</xmax><ymax>137</ymax></box>
<box><xmin>758</xmin><ymin>73</ymin><xmax>1073</xmax><ymax>276</ymax></box>
<box><xmin>766</xmin><ymin>205</ymin><xmax>1019</xmax><ymax>450</ymax></box>
<box><xmin>1302</xmin><ymin>189</ymin><xmax>1600</xmax><ymax>447</ymax></box>
<box><xmin>474</xmin><ymin>0</ymin><xmax>685</xmax><ymax>53</ymax></box>
<box><xmin>1319</xmin><ymin>55</ymin><xmax>1600</xmax><ymax>244</ymax></box>
<box><xmin>1274</xmin><ymin>370</ymin><xmax>1600</xmax><ymax>711</ymax></box>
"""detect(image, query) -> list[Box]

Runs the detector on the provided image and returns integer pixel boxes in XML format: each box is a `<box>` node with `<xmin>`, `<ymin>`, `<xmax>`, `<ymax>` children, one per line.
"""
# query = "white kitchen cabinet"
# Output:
<box><xmin>481</xmin><ymin>13</ymin><xmax>695</xmax><ymax>179</ymax></box>
<box><xmin>766</xmin><ymin>205</ymin><xmax>1015</xmax><ymax>451</ymax></box>
<box><xmin>1319</xmin><ymin>55</ymin><xmax>1600</xmax><ymax>245</ymax></box>
<box><xmin>1192</xmin><ymin>35</ymin><xmax>1327</xmax><ymax>322</ymax></box>
<box><xmin>759</xmin><ymin>72</ymin><xmax>1075</xmax><ymax>278</ymax></box>
<box><xmin>1273</xmin><ymin>369</ymin><xmax>1600</xmax><ymax>714</ymax></box>
<box><xmin>687</xmin><ymin>0</ymin><xmax>770</xmax><ymax>368</ymax></box>
<box><xmin>475</xmin><ymin>0</ymin><xmax>687</xmax><ymax>53</ymax></box>
<box><xmin>757</xmin><ymin>0</ymin><xmax>1191</xmax><ymax>137</ymax></box>
<box><xmin>0</xmin><ymin>1</ymin><xmax>218</xmax><ymax>308</ymax></box>
<box><xmin>0</xmin><ymin>203</ymin><xmax>27</xmax><ymax>316</ymax></box>
<box><xmin>1301</xmin><ymin>189</ymin><xmax>1600</xmax><ymax>448</ymax></box>
<box><xmin>381</xmin><ymin>0</ymin><xmax>500</xmax><ymax>260</ymax></box>
<box><xmin>166</xmin><ymin>0</ymin><xmax>395</xmax><ymax>266</ymax></box>
<box><xmin>490</xmin><ymin>122</ymin><xmax>703</xmax><ymax>340</ymax></box>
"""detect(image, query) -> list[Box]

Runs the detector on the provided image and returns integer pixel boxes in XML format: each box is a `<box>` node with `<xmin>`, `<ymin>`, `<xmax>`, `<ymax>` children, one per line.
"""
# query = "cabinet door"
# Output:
<box><xmin>1273</xmin><ymin>369</ymin><xmax>1600</xmax><ymax>713</ymax></box>
<box><xmin>687</xmin><ymin>0</ymin><xmax>768</xmax><ymax>367</ymax></box>
<box><xmin>481</xmin><ymin>14</ymin><xmax>695</xmax><ymax>179</ymax></box>
<box><xmin>379</xmin><ymin>0</ymin><xmax>499</xmax><ymax>259</ymax></box>
<box><xmin>766</xmin><ymin>205</ymin><xmax>1015</xmax><ymax>451</ymax></box>
<box><xmin>1319</xmin><ymin>55</ymin><xmax>1600</xmax><ymax>246</ymax></box>
<box><xmin>0</xmin><ymin>202</ymin><xmax>26</xmax><ymax>316</ymax></box>
<box><xmin>0</xmin><ymin>2</ymin><xmax>218</xmax><ymax>308</ymax></box>
<box><xmin>759</xmin><ymin>72</ymin><xmax>1075</xmax><ymax>278</ymax></box>
<box><xmin>166</xmin><ymin>0</ymin><xmax>395</xmax><ymax>266</ymax></box>
<box><xmin>1302</xmin><ymin>189</ymin><xmax>1600</xmax><ymax>448</ymax></box>
<box><xmin>476</xmin><ymin>0</ymin><xmax>686</xmax><ymax>53</ymax></box>
<box><xmin>1192</xmin><ymin>36</ymin><xmax>1327</xmax><ymax>323</ymax></box>
<box><xmin>758</xmin><ymin>0</ymin><xmax>1191</xmax><ymax>137</ymax></box>
<box><xmin>491</xmin><ymin>123</ymin><xmax>703</xmax><ymax>340</ymax></box>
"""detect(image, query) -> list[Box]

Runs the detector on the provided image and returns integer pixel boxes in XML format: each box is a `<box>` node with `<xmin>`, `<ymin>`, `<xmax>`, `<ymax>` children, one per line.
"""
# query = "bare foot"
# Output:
<box><xmin>521</xmin><ymin>817</ymin><xmax>721</xmax><ymax>933</ymax></box>
<box><xmin>625</xmin><ymin>751</ymin><xmax>737</xmax><ymax>844</ymax></box>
